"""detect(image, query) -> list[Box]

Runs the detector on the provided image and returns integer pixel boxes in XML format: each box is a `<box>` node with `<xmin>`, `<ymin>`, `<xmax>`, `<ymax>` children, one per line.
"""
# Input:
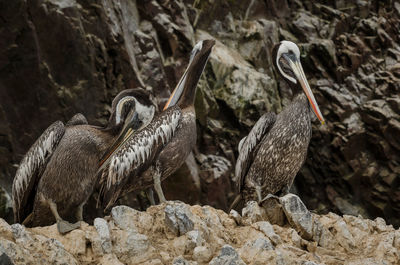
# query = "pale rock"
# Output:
<box><xmin>31</xmin><ymin>224</ymin><xmax>86</xmax><ymax>256</ymax></box>
<box><xmin>241</xmin><ymin>201</ymin><xmax>267</xmax><ymax>225</ymax></box>
<box><xmin>229</xmin><ymin>209</ymin><xmax>242</xmax><ymax>225</ymax></box>
<box><xmin>113</xmin><ymin>229</ymin><xmax>153</xmax><ymax>264</ymax></box>
<box><xmin>394</xmin><ymin>229</ymin><xmax>400</xmax><ymax>249</ymax></box>
<box><xmin>172</xmin><ymin>235</ymin><xmax>188</xmax><ymax>256</ymax></box>
<box><xmin>186</xmin><ymin>230</ymin><xmax>204</xmax><ymax>250</ymax></box>
<box><xmin>98</xmin><ymin>253</ymin><xmax>124</xmax><ymax>265</ymax></box>
<box><xmin>311</xmin><ymin>216</ymin><xmax>336</xmax><ymax>249</ymax></box>
<box><xmin>343</xmin><ymin>215</ymin><xmax>370</xmax><ymax>233</ymax></box>
<box><xmin>280</xmin><ymin>194</ymin><xmax>313</xmax><ymax>240</ymax></box>
<box><xmin>173</xmin><ymin>255</ymin><xmax>190</xmax><ymax>265</ymax></box>
<box><xmin>303</xmin><ymin>261</ymin><xmax>321</xmax><ymax>265</ymax></box>
<box><xmin>253</xmin><ymin>221</ymin><xmax>282</xmax><ymax>245</ymax></box>
<box><xmin>375</xmin><ymin>232</ymin><xmax>399</xmax><ymax>263</ymax></box>
<box><xmin>333</xmin><ymin>219</ymin><xmax>356</xmax><ymax>250</ymax></box>
<box><xmin>0</xmin><ymin>238</ymin><xmax>34</xmax><ymax>264</ymax></box>
<box><xmin>145</xmin><ymin>259</ymin><xmax>164</xmax><ymax>265</ymax></box>
<box><xmin>11</xmin><ymin>224</ymin><xmax>32</xmax><ymax>244</ymax></box>
<box><xmin>165</xmin><ymin>202</ymin><xmax>194</xmax><ymax>236</ymax></box>
<box><xmin>201</xmin><ymin>206</ymin><xmax>223</xmax><ymax>229</ymax></box>
<box><xmin>374</xmin><ymin>217</ymin><xmax>393</xmax><ymax>233</ymax></box>
<box><xmin>94</xmin><ymin>217</ymin><xmax>112</xmax><ymax>254</ymax></box>
<box><xmin>111</xmin><ymin>205</ymin><xmax>140</xmax><ymax>231</ymax></box>
<box><xmin>288</xmin><ymin>228</ymin><xmax>302</xmax><ymax>248</ymax></box>
<box><xmin>209</xmin><ymin>245</ymin><xmax>246</xmax><ymax>265</ymax></box>
<box><xmin>239</xmin><ymin>237</ymin><xmax>274</xmax><ymax>263</ymax></box>
<box><xmin>0</xmin><ymin>219</ymin><xmax>12</xmax><ymax>240</ymax></box>
<box><xmin>192</xmin><ymin>245</ymin><xmax>212</xmax><ymax>263</ymax></box>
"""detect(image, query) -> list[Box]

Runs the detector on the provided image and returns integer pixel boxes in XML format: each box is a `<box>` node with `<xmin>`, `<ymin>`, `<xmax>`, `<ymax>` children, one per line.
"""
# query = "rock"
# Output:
<box><xmin>229</xmin><ymin>209</ymin><xmax>242</xmax><ymax>225</ymax></box>
<box><xmin>112</xmin><ymin>228</ymin><xmax>153</xmax><ymax>264</ymax></box>
<box><xmin>252</xmin><ymin>221</ymin><xmax>282</xmax><ymax>245</ymax></box>
<box><xmin>0</xmin><ymin>253</ymin><xmax>13</xmax><ymax>265</ymax></box>
<box><xmin>0</xmin><ymin>202</ymin><xmax>399</xmax><ymax>264</ymax></box>
<box><xmin>280</xmin><ymin>194</ymin><xmax>313</xmax><ymax>240</ymax></box>
<box><xmin>164</xmin><ymin>202</ymin><xmax>194</xmax><ymax>236</ymax></box>
<box><xmin>111</xmin><ymin>205</ymin><xmax>140</xmax><ymax>231</ymax></box>
<box><xmin>192</xmin><ymin>245</ymin><xmax>212</xmax><ymax>263</ymax></box>
<box><xmin>332</xmin><ymin>219</ymin><xmax>356</xmax><ymax>250</ymax></box>
<box><xmin>186</xmin><ymin>230</ymin><xmax>204</xmax><ymax>250</ymax></box>
<box><xmin>241</xmin><ymin>201</ymin><xmax>267</xmax><ymax>225</ymax></box>
<box><xmin>172</xmin><ymin>256</ymin><xmax>190</xmax><ymax>265</ymax></box>
<box><xmin>94</xmin><ymin>218</ymin><xmax>112</xmax><ymax>254</ymax></box>
<box><xmin>209</xmin><ymin>245</ymin><xmax>246</xmax><ymax>265</ymax></box>
<box><xmin>98</xmin><ymin>254</ymin><xmax>124</xmax><ymax>265</ymax></box>
<box><xmin>239</xmin><ymin>238</ymin><xmax>274</xmax><ymax>263</ymax></box>
<box><xmin>1</xmin><ymin>0</ymin><xmax>400</xmax><ymax>241</ymax></box>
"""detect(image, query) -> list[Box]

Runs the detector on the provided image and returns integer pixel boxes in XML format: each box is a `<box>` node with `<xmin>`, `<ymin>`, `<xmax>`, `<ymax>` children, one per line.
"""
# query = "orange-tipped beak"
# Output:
<box><xmin>289</xmin><ymin>59</ymin><xmax>325</xmax><ymax>124</ymax></box>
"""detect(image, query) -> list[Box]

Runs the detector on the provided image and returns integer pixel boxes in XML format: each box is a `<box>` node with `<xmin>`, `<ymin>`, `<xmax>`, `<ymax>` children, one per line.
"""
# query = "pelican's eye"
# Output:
<box><xmin>279</xmin><ymin>54</ymin><xmax>295</xmax><ymax>80</ymax></box>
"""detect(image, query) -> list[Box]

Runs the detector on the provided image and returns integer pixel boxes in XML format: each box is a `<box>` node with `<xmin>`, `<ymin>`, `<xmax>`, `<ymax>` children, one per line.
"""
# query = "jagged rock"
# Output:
<box><xmin>192</xmin><ymin>245</ymin><xmax>212</xmax><ymax>263</ymax></box>
<box><xmin>238</xmin><ymin>238</ymin><xmax>274</xmax><ymax>263</ymax></box>
<box><xmin>209</xmin><ymin>245</ymin><xmax>245</xmax><ymax>265</ymax></box>
<box><xmin>241</xmin><ymin>201</ymin><xmax>267</xmax><ymax>225</ymax></box>
<box><xmin>94</xmin><ymin>218</ymin><xmax>112</xmax><ymax>254</ymax></box>
<box><xmin>165</xmin><ymin>202</ymin><xmax>194</xmax><ymax>236</ymax></box>
<box><xmin>172</xmin><ymin>256</ymin><xmax>190</xmax><ymax>265</ymax></box>
<box><xmin>1</xmin><ymin>202</ymin><xmax>399</xmax><ymax>264</ymax></box>
<box><xmin>280</xmin><ymin>194</ymin><xmax>313</xmax><ymax>240</ymax></box>
<box><xmin>1</xmin><ymin>0</ymin><xmax>400</xmax><ymax>235</ymax></box>
<box><xmin>229</xmin><ymin>209</ymin><xmax>242</xmax><ymax>225</ymax></box>
<box><xmin>252</xmin><ymin>221</ymin><xmax>282</xmax><ymax>245</ymax></box>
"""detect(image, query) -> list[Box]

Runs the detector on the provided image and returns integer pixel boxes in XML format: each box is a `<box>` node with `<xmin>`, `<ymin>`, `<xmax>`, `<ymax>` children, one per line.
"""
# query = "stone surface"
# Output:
<box><xmin>1</xmin><ymin>0</ymin><xmax>400</xmax><ymax>232</ymax></box>
<box><xmin>1</xmin><ymin>201</ymin><xmax>399</xmax><ymax>264</ymax></box>
<box><xmin>164</xmin><ymin>201</ymin><xmax>194</xmax><ymax>236</ymax></box>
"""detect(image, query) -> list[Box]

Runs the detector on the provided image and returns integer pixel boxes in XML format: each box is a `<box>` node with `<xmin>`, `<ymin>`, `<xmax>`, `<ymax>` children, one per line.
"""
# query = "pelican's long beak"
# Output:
<box><xmin>99</xmin><ymin>111</ymin><xmax>140</xmax><ymax>167</ymax></box>
<box><xmin>287</xmin><ymin>57</ymin><xmax>325</xmax><ymax>124</ymax></box>
<box><xmin>163</xmin><ymin>40</ymin><xmax>215</xmax><ymax>110</ymax></box>
<box><xmin>163</xmin><ymin>65</ymin><xmax>191</xmax><ymax>110</ymax></box>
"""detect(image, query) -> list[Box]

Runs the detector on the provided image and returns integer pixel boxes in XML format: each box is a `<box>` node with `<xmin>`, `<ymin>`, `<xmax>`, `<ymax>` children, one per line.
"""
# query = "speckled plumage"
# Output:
<box><xmin>237</xmin><ymin>94</ymin><xmax>312</xmax><ymax>202</ymax></box>
<box><xmin>12</xmin><ymin>89</ymin><xmax>155</xmax><ymax>227</ymax></box>
<box><xmin>234</xmin><ymin>40</ymin><xmax>324</xmax><ymax>204</ymax></box>
<box><xmin>97</xmin><ymin>40</ymin><xmax>214</xmax><ymax>207</ymax></box>
<box><xmin>98</xmin><ymin>106</ymin><xmax>182</xmax><ymax>210</ymax></box>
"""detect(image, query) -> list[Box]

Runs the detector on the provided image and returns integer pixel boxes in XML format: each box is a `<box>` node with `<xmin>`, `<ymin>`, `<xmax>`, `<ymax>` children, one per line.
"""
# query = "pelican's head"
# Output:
<box><xmin>273</xmin><ymin>41</ymin><xmax>325</xmax><ymax>124</ymax></box>
<box><xmin>108</xmin><ymin>88</ymin><xmax>155</xmax><ymax>132</ymax></box>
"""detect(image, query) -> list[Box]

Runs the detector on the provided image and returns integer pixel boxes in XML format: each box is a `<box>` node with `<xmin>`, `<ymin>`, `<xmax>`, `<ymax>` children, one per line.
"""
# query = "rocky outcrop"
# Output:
<box><xmin>0</xmin><ymin>197</ymin><xmax>399</xmax><ymax>264</ymax></box>
<box><xmin>1</xmin><ymin>0</ymin><xmax>399</xmax><ymax>227</ymax></box>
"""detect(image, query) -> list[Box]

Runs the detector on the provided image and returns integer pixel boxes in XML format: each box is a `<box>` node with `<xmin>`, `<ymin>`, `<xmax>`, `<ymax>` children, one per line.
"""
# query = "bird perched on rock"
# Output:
<box><xmin>12</xmin><ymin>89</ymin><xmax>155</xmax><ymax>233</ymax></box>
<box><xmin>232</xmin><ymin>40</ymin><xmax>325</xmax><ymax>207</ymax></box>
<box><xmin>98</xmin><ymin>39</ymin><xmax>215</xmax><ymax>210</ymax></box>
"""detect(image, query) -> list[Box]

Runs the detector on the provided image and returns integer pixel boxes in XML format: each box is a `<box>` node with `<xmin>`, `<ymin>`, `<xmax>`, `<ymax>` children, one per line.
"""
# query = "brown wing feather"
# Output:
<box><xmin>98</xmin><ymin>106</ymin><xmax>182</xmax><ymax>211</ymax></box>
<box><xmin>234</xmin><ymin>112</ymin><xmax>276</xmax><ymax>192</ymax></box>
<box><xmin>12</xmin><ymin>121</ymin><xmax>65</xmax><ymax>223</ymax></box>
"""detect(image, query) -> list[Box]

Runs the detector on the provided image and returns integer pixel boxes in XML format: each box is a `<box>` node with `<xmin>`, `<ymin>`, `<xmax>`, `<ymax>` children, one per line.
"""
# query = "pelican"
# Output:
<box><xmin>12</xmin><ymin>88</ymin><xmax>155</xmax><ymax>233</ymax></box>
<box><xmin>97</xmin><ymin>39</ymin><xmax>215</xmax><ymax>211</ymax></box>
<box><xmin>232</xmin><ymin>41</ymin><xmax>325</xmax><ymax>207</ymax></box>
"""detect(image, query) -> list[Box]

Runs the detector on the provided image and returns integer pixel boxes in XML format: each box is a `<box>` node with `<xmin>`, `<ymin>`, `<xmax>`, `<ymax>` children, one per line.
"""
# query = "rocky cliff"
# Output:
<box><xmin>0</xmin><ymin>196</ymin><xmax>399</xmax><ymax>264</ymax></box>
<box><xmin>0</xmin><ymin>0</ymin><xmax>399</xmax><ymax>227</ymax></box>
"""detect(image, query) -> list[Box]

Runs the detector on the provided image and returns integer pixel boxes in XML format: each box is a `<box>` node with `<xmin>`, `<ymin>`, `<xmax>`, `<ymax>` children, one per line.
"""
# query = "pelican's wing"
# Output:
<box><xmin>98</xmin><ymin>106</ymin><xmax>182</xmax><ymax>211</ymax></box>
<box><xmin>234</xmin><ymin>112</ymin><xmax>276</xmax><ymax>192</ymax></box>
<box><xmin>12</xmin><ymin>121</ymin><xmax>65</xmax><ymax>223</ymax></box>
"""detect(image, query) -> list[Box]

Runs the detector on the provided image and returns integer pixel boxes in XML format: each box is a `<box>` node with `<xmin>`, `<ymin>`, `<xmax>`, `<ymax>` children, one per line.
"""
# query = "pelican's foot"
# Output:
<box><xmin>57</xmin><ymin>220</ymin><xmax>81</xmax><ymax>234</ymax></box>
<box><xmin>259</xmin><ymin>193</ymin><xmax>280</xmax><ymax>204</ymax></box>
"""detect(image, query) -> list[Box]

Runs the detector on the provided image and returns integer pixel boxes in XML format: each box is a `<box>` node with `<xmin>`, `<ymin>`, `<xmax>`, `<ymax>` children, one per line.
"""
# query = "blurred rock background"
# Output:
<box><xmin>0</xmin><ymin>0</ymin><xmax>399</xmax><ymax>227</ymax></box>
